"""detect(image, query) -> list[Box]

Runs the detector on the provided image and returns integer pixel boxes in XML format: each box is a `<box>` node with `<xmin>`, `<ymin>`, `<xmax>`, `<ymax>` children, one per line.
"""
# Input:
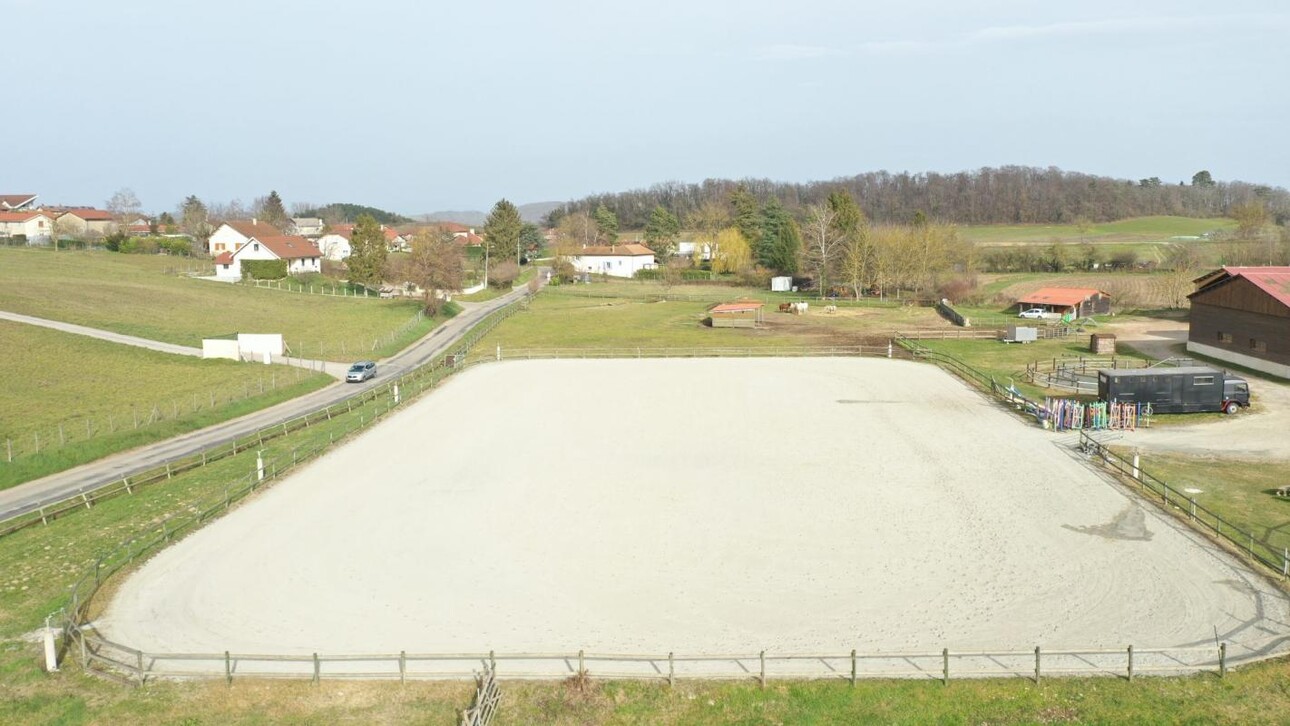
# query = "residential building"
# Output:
<box><xmin>1187</xmin><ymin>266</ymin><xmax>1290</xmax><ymax>379</ymax></box>
<box><xmin>0</xmin><ymin>194</ymin><xmax>38</xmax><ymax>211</ymax></box>
<box><xmin>0</xmin><ymin>211</ymin><xmax>54</xmax><ymax>242</ymax></box>
<box><xmin>214</xmin><ymin>234</ymin><xmax>322</xmax><ymax>280</ymax></box>
<box><xmin>55</xmin><ymin>208</ymin><xmax>118</xmax><ymax>237</ymax></box>
<box><xmin>208</xmin><ymin>219</ymin><xmax>284</xmax><ymax>256</ymax></box>
<box><xmin>290</xmin><ymin>217</ymin><xmax>325</xmax><ymax>237</ymax></box>
<box><xmin>570</xmin><ymin>243</ymin><xmax>656</xmax><ymax>278</ymax></box>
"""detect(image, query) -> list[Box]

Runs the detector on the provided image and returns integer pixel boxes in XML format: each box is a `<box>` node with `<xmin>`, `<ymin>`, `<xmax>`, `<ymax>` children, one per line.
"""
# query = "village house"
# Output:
<box><xmin>315</xmin><ymin>223</ymin><xmax>408</xmax><ymax>260</ymax></box>
<box><xmin>214</xmin><ymin>234</ymin><xmax>322</xmax><ymax>280</ymax></box>
<box><xmin>290</xmin><ymin>217</ymin><xmax>325</xmax><ymax>237</ymax></box>
<box><xmin>0</xmin><ymin>211</ymin><xmax>54</xmax><ymax>243</ymax></box>
<box><xmin>55</xmin><ymin>208</ymin><xmax>118</xmax><ymax>237</ymax></box>
<box><xmin>0</xmin><ymin>194</ymin><xmax>38</xmax><ymax>211</ymax></box>
<box><xmin>208</xmin><ymin>219</ymin><xmax>284</xmax><ymax>256</ymax></box>
<box><xmin>1187</xmin><ymin>266</ymin><xmax>1290</xmax><ymax>379</ymax></box>
<box><xmin>570</xmin><ymin>243</ymin><xmax>656</xmax><ymax>278</ymax></box>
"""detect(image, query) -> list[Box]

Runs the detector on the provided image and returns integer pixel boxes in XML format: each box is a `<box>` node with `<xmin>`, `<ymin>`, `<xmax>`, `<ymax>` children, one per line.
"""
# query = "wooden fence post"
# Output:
<box><xmin>759</xmin><ymin>650</ymin><xmax>766</xmax><ymax>689</ymax></box>
<box><xmin>942</xmin><ymin>648</ymin><xmax>949</xmax><ymax>685</ymax></box>
<box><xmin>225</xmin><ymin>651</ymin><xmax>232</xmax><ymax>685</ymax></box>
<box><xmin>399</xmin><ymin>650</ymin><xmax>406</xmax><ymax>685</ymax></box>
<box><xmin>668</xmin><ymin>652</ymin><xmax>675</xmax><ymax>687</ymax></box>
<box><xmin>1219</xmin><ymin>642</ymin><xmax>1227</xmax><ymax>678</ymax></box>
<box><xmin>137</xmin><ymin>649</ymin><xmax>145</xmax><ymax>684</ymax></box>
<box><xmin>313</xmin><ymin>652</ymin><xmax>320</xmax><ymax>684</ymax></box>
<box><xmin>578</xmin><ymin>649</ymin><xmax>585</xmax><ymax>676</ymax></box>
<box><xmin>1033</xmin><ymin>646</ymin><xmax>1041</xmax><ymax>684</ymax></box>
<box><xmin>1127</xmin><ymin>645</ymin><xmax>1133</xmax><ymax>682</ymax></box>
<box><xmin>850</xmin><ymin>649</ymin><xmax>857</xmax><ymax>687</ymax></box>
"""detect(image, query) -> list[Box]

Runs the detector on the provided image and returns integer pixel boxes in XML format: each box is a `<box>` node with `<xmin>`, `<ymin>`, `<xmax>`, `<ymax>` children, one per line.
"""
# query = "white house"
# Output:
<box><xmin>316</xmin><ymin>229</ymin><xmax>352</xmax><ymax>261</ymax></box>
<box><xmin>676</xmin><ymin>240</ymin><xmax>712</xmax><ymax>261</ymax></box>
<box><xmin>0</xmin><ymin>194</ymin><xmax>38</xmax><ymax>211</ymax></box>
<box><xmin>290</xmin><ymin>217</ymin><xmax>325</xmax><ymax>237</ymax></box>
<box><xmin>0</xmin><ymin>211</ymin><xmax>54</xmax><ymax>243</ymax></box>
<box><xmin>214</xmin><ymin>234</ymin><xmax>322</xmax><ymax>280</ymax></box>
<box><xmin>570</xmin><ymin>243</ymin><xmax>656</xmax><ymax>278</ymax></box>
<box><xmin>208</xmin><ymin>219</ymin><xmax>284</xmax><ymax>257</ymax></box>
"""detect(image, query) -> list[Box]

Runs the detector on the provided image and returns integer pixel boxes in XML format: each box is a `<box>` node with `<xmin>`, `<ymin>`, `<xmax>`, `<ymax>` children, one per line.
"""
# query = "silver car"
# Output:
<box><xmin>345</xmin><ymin>361</ymin><xmax>376</xmax><ymax>383</ymax></box>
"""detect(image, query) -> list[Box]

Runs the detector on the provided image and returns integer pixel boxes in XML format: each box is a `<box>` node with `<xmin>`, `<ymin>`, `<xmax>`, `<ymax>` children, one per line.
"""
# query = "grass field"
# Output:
<box><xmin>0</xmin><ymin>320</ymin><xmax>332</xmax><ymax>489</ymax></box>
<box><xmin>961</xmin><ymin>215</ymin><xmax>1235</xmax><ymax>246</ymax></box>
<box><xmin>0</xmin><ymin>248</ymin><xmax>438</xmax><ymax>357</ymax></box>
<box><xmin>1</xmin><ymin>375</ymin><xmax>1289</xmax><ymax>723</ymax></box>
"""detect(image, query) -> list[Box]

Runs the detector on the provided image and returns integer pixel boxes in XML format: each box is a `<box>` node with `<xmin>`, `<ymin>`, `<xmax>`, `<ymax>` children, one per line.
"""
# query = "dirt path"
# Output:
<box><xmin>1113</xmin><ymin>318</ymin><xmax>1290</xmax><ymax>460</ymax></box>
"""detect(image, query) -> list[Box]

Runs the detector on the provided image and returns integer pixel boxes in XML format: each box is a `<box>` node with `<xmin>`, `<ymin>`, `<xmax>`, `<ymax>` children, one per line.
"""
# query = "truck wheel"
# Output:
<box><xmin>1223</xmin><ymin>401</ymin><xmax>1240</xmax><ymax>415</ymax></box>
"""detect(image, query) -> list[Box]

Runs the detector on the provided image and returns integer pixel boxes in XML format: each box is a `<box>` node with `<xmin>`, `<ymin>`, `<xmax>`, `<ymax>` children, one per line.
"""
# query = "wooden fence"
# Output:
<box><xmin>68</xmin><ymin>628</ymin><xmax>1252</xmax><ymax>685</ymax></box>
<box><xmin>461</xmin><ymin>668</ymin><xmax>502</xmax><ymax>726</ymax></box>
<box><xmin>486</xmin><ymin>345</ymin><xmax>903</xmax><ymax>362</ymax></box>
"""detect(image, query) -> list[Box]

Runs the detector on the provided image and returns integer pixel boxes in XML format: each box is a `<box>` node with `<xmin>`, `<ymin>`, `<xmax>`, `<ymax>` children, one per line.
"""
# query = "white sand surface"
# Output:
<box><xmin>99</xmin><ymin>358</ymin><xmax>1290</xmax><ymax>664</ymax></box>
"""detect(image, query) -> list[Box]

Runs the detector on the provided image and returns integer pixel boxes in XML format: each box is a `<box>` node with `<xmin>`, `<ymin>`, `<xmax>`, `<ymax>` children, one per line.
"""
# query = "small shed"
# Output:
<box><xmin>710</xmin><ymin>301</ymin><xmax>764</xmax><ymax>328</ymax></box>
<box><xmin>1016</xmin><ymin>287</ymin><xmax>1112</xmax><ymax>318</ymax></box>
<box><xmin>1090</xmin><ymin>333</ymin><xmax>1117</xmax><ymax>354</ymax></box>
<box><xmin>770</xmin><ymin>276</ymin><xmax>792</xmax><ymax>292</ymax></box>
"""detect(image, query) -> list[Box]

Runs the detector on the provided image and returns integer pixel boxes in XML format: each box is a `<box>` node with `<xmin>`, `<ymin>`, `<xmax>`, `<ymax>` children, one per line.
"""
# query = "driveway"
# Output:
<box><xmin>1113</xmin><ymin>318</ymin><xmax>1290</xmax><ymax>460</ymax></box>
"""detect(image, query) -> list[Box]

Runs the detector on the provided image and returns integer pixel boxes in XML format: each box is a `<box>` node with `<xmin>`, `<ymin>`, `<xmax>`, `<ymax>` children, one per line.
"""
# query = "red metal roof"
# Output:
<box><xmin>1016</xmin><ymin>287</ymin><xmax>1107</xmax><ymax>307</ymax></box>
<box><xmin>711</xmin><ymin>301</ymin><xmax>764</xmax><ymax>313</ymax></box>
<box><xmin>1212</xmin><ymin>266</ymin><xmax>1290</xmax><ymax>309</ymax></box>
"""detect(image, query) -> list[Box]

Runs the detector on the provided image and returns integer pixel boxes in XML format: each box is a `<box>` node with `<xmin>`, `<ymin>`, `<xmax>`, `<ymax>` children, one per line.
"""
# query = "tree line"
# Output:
<box><xmin>545</xmin><ymin>166</ymin><xmax>1290</xmax><ymax>229</ymax></box>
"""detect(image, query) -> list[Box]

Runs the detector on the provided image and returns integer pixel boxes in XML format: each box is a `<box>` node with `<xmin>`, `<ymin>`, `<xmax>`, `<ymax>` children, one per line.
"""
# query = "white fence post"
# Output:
<box><xmin>256</xmin><ymin>451</ymin><xmax>265</xmax><ymax>482</ymax></box>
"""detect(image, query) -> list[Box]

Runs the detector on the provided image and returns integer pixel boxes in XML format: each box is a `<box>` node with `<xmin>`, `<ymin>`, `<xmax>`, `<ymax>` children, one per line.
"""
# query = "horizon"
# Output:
<box><xmin>6</xmin><ymin>0</ymin><xmax>1289</xmax><ymax>214</ymax></box>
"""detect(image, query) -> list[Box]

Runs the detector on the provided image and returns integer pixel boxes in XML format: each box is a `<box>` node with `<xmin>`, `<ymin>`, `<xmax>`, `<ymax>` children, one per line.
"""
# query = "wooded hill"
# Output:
<box><xmin>546</xmin><ymin>166</ymin><xmax>1290</xmax><ymax>229</ymax></box>
<box><xmin>297</xmin><ymin>203</ymin><xmax>412</xmax><ymax>225</ymax></box>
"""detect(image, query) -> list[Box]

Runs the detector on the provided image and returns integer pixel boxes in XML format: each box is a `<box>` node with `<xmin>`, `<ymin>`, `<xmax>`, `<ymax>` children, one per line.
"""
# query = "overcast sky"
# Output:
<box><xmin>5</xmin><ymin>0</ymin><xmax>1288</xmax><ymax>215</ymax></box>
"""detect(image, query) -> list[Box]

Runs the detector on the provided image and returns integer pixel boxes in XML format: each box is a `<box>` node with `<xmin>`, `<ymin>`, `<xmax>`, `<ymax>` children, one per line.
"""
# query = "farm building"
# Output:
<box><xmin>710</xmin><ymin>301</ymin><xmax>764</xmax><ymax>328</ymax></box>
<box><xmin>570</xmin><ymin>243</ymin><xmax>656</xmax><ymax>278</ymax></box>
<box><xmin>1016</xmin><ymin>287</ymin><xmax>1111</xmax><ymax>317</ymax></box>
<box><xmin>1187</xmin><ymin>266</ymin><xmax>1290</xmax><ymax>379</ymax></box>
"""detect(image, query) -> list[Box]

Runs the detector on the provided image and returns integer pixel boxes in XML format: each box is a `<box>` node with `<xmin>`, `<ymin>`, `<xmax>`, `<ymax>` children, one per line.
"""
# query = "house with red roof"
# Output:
<box><xmin>55</xmin><ymin>208</ymin><xmax>118</xmax><ymax>237</ymax></box>
<box><xmin>315</xmin><ymin>223</ymin><xmax>408</xmax><ymax>260</ymax></box>
<box><xmin>1014</xmin><ymin>287</ymin><xmax>1111</xmax><ymax>318</ymax></box>
<box><xmin>570</xmin><ymin>243</ymin><xmax>656</xmax><ymax>278</ymax></box>
<box><xmin>213</xmin><ymin>234</ymin><xmax>322</xmax><ymax>280</ymax></box>
<box><xmin>0</xmin><ymin>194</ymin><xmax>38</xmax><ymax>211</ymax></box>
<box><xmin>0</xmin><ymin>211</ymin><xmax>54</xmax><ymax>243</ymax></box>
<box><xmin>1187</xmin><ymin>266</ymin><xmax>1290</xmax><ymax>379</ymax></box>
<box><xmin>208</xmin><ymin>219</ymin><xmax>284</xmax><ymax>256</ymax></box>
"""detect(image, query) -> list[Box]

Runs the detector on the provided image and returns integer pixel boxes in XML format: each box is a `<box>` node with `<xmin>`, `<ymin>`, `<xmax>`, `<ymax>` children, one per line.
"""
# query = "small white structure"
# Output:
<box><xmin>676</xmin><ymin>240</ymin><xmax>712</xmax><ymax>261</ymax></box>
<box><xmin>201</xmin><ymin>333</ymin><xmax>285</xmax><ymax>362</ymax></box>
<box><xmin>771</xmin><ymin>276</ymin><xmax>792</xmax><ymax>292</ymax></box>
<box><xmin>213</xmin><ymin>234</ymin><xmax>322</xmax><ymax>280</ymax></box>
<box><xmin>0</xmin><ymin>211</ymin><xmax>54</xmax><ymax>243</ymax></box>
<box><xmin>570</xmin><ymin>243</ymin><xmax>656</xmax><ymax>278</ymax></box>
<box><xmin>290</xmin><ymin>217</ymin><xmax>325</xmax><ymax>237</ymax></box>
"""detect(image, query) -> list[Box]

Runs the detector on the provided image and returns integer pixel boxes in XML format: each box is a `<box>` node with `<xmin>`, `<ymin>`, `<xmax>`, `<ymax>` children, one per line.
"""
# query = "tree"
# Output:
<box><xmin>105</xmin><ymin>188</ymin><xmax>141</xmax><ymax>222</ymax></box>
<box><xmin>519</xmin><ymin>222</ymin><xmax>544</xmax><ymax>260</ymax></box>
<box><xmin>556</xmin><ymin>211</ymin><xmax>597</xmax><ymax>248</ymax></box>
<box><xmin>1231</xmin><ymin>200</ymin><xmax>1269</xmax><ymax>239</ymax></box>
<box><xmin>593</xmin><ymin>203</ymin><xmax>619</xmax><ymax>244</ymax></box>
<box><xmin>712</xmin><ymin>227</ymin><xmax>751</xmax><ymax>274</ymax></box>
<box><xmin>728</xmin><ymin>184</ymin><xmax>761</xmax><ymax>246</ymax></box>
<box><xmin>644</xmin><ymin>205</ymin><xmax>681</xmax><ymax>261</ymax></box>
<box><xmin>406</xmin><ymin>226</ymin><xmax>465</xmax><ymax>314</ymax></box>
<box><xmin>757</xmin><ymin>198</ymin><xmax>800</xmax><ymax>274</ymax></box>
<box><xmin>802</xmin><ymin>203</ymin><xmax>841</xmax><ymax>298</ymax></box>
<box><xmin>1192</xmin><ymin>170</ymin><xmax>1216</xmax><ymax>187</ymax></box>
<box><xmin>179</xmin><ymin>195</ymin><xmax>213</xmax><ymax>252</ymax></box>
<box><xmin>686</xmin><ymin>201</ymin><xmax>729</xmax><ymax>263</ymax></box>
<box><xmin>255</xmin><ymin>190</ymin><xmax>291</xmax><ymax>230</ymax></box>
<box><xmin>1163</xmin><ymin>243</ymin><xmax>1206</xmax><ymax>308</ymax></box>
<box><xmin>488</xmin><ymin>260</ymin><xmax>520</xmax><ymax>289</ymax></box>
<box><xmin>346</xmin><ymin>214</ymin><xmax>388</xmax><ymax>287</ymax></box>
<box><xmin>483</xmin><ymin>199</ymin><xmax>523</xmax><ymax>265</ymax></box>
<box><xmin>837</xmin><ymin>217</ymin><xmax>874</xmax><ymax>299</ymax></box>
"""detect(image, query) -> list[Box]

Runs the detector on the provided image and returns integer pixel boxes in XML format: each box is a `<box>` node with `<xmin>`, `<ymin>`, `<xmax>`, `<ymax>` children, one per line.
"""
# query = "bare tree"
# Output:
<box><xmin>105</xmin><ymin>187</ymin><xmax>142</xmax><ymax>223</ymax></box>
<box><xmin>406</xmin><ymin>226</ymin><xmax>465</xmax><ymax>314</ymax></box>
<box><xmin>802</xmin><ymin>203</ymin><xmax>841</xmax><ymax>298</ymax></box>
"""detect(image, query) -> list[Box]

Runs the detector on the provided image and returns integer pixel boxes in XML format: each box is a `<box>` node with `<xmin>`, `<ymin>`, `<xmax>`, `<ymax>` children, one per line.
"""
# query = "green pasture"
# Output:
<box><xmin>961</xmin><ymin>215</ymin><xmax>1235</xmax><ymax>245</ymax></box>
<box><xmin>0</xmin><ymin>320</ymin><xmax>332</xmax><ymax>489</ymax></box>
<box><xmin>0</xmin><ymin>248</ymin><xmax>438</xmax><ymax>357</ymax></box>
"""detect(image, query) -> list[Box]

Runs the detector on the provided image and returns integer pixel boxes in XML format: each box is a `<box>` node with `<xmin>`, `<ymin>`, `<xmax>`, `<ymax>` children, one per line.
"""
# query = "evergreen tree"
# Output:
<box><xmin>758</xmin><ymin>198</ymin><xmax>801</xmax><ymax>274</ymax></box>
<box><xmin>729</xmin><ymin>184</ymin><xmax>761</xmax><ymax>246</ymax></box>
<box><xmin>347</xmin><ymin>214</ymin><xmax>388</xmax><ymax>287</ymax></box>
<box><xmin>593</xmin><ymin>203</ymin><xmax>619</xmax><ymax>244</ymax></box>
<box><xmin>483</xmin><ymin>199</ymin><xmax>524</xmax><ymax>263</ymax></box>
<box><xmin>519</xmin><ymin>222</ymin><xmax>545</xmax><ymax>260</ymax></box>
<box><xmin>179</xmin><ymin>195</ymin><xmax>212</xmax><ymax>248</ymax></box>
<box><xmin>644</xmin><ymin>205</ymin><xmax>681</xmax><ymax>260</ymax></box>
<box><xmin>259</xmin><ymin>190</ymin><xmax>290</xmax><ymax>230</ymax></box>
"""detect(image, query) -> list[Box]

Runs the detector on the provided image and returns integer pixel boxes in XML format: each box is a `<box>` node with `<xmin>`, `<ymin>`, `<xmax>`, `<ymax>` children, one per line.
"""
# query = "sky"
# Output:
<box><xmin>5</xmin><ymin>0</ymin><xmax>1289</xmax><ymax>215</ymax></box>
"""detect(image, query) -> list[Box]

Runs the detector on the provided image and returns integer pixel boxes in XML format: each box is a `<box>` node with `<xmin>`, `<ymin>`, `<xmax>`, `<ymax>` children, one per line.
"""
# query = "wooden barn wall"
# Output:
<box><xmin>1189</xmin><ymin>277</ymin><xmax>1290</xmax><ymax>319</ymax></box>
<box><xmin>1189</xmin><ymin>302</ymin><xmax>1290</xmax><ymax>366</ymax></box>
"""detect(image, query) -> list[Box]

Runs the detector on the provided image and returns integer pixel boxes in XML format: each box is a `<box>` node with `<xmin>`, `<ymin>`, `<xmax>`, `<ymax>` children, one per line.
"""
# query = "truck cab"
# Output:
<box><xmin>1223</xmin><ymin>376</ymin><xmax>1250</xmax><ymax>413</ymax></box>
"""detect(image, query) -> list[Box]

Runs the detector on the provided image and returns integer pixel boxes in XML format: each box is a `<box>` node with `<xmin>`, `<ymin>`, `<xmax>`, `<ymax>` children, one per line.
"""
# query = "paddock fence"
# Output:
<box><xmin>67</xmin><ymin>627</ymin><xmax>1261</xmax><ymax>686</ymax></box>
<box><xmin>0</xmin><ymin>295</ymin><xmax>530</xmax><ymax>539</ymax></box>
<box><xmin>1026</xmin><ymin>355</ymin><xmax>1195</xmax><ymax>394</ymax></box>
<box><xmin>894</xmin><ymin>336</ymin><xmax>1039</xmax><ymax>414</ymax></box>
<box><xmin>1078</xmin><ymin>430</ymin><xmax>1290</xmax><ymax>579</ymax></box>
<box><xmin>479</xmin><ymin>344</ymin><xmax>906</xmax><ymax>363</ymax></box>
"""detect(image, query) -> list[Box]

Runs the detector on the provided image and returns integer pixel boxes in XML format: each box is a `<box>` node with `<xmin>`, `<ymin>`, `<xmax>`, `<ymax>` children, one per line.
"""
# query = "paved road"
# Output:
<box><xmin>0</xmin><ymin>287</ymin><xmax>532</xmax><ymax>522</ymax></box>
<box><xmin>0</xmin><ymin>309</ymin><xmax>349</xmax><ymax>378</ymax></box>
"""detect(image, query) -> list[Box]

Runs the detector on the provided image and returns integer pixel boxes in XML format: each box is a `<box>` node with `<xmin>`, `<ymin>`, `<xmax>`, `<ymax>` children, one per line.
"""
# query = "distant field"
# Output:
<box><xmin>0</xmin><ymin>249</ymin><xmax>439</xmax><ymax>357</ymax></box>
<box><xmin>961</xmin><ymin>216</ymin><xmax>1234</xmax><ymax>245</ymax></box>
<box><xmin>0</xmin><ymin>320</ymin><xmax>332</xmax><ymax>488</ymax></box>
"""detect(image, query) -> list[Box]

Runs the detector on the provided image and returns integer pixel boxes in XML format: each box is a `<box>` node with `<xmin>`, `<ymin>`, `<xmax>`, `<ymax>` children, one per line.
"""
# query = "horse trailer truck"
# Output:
<box><xmin>1097</xmin><ymin>366</ymin><xmax>1250</xmax><ymax>414</ymax></box>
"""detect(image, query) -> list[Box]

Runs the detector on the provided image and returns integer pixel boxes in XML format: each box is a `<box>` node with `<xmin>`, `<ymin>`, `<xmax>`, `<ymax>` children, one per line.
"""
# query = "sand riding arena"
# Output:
<box><xmin>93</xmin><ymin>358</ymin><xmax>1290</xmax><ymax>681</ymax></box>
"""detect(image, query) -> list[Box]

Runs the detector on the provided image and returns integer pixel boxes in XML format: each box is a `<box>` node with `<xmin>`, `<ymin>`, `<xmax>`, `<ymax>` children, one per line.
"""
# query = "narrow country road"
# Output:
<box><xmin>0</xmin><ymin>286</ymin><xmax>533</xmax><ymax>522</ymax></box>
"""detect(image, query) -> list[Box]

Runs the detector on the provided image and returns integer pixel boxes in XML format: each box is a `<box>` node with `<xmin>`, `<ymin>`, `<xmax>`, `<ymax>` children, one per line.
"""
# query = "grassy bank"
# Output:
<box><xmin>0</xmin><ymin>320</ymin><xmax>333</xmax><ymax>489</ymax></box>
<box><xmin>0</xmin><ymin>248</ymin><xmax>431</xmax><ymax>353</ymax></box>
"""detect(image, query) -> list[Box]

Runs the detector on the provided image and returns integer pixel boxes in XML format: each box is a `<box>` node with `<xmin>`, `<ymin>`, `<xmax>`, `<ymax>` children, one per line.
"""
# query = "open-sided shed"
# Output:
<box><xmin>710</xmin><ymin>301</ymin><xmax>764</xmax><ymax>328</ymax></box>
<box><xmin>1017</xmin><ymin>287</ymin><xmax>1111</xmax><ymax>317</ymax></box>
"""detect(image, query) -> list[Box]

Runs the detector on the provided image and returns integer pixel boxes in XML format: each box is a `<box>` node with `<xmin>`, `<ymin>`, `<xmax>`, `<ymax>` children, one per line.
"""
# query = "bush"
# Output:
<box><xmin>937</xmin><ymin>276</ymin><xmax>978</xmax><ymax>304</ymax></box>
<box><xmin>488</xmin><ymin>260</ymin><xmax>519</xmax><ymax>289</ymax></box>
<box><xmin>738</xmin><ymin>266</ymin><xmax>773</xmax><ymax>289</ymax></box>
<box><xmin>633</xmin><ymin>268</ymin><xmax>662</xmax><ymax>281</ymax></box>
<box><xmin>157</xmin><ymin>237</ymin><xmax>193</xmax><ymax>256</ymax></box>
<box><xmin>680</xmin><ymin>269</ymin><xmax>714</xmax><ymax>281</ymax></box>
<box><xmin>242</xmin><ymin>259</ymin><xmax>288</xmax><ymax>280</ymax></box>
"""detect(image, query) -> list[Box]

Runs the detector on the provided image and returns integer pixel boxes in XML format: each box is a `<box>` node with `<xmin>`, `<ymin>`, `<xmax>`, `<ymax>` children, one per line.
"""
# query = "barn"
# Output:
<box><xmin>1016</xmin><ymin>287</ymin><xmax>1112</xmax><ymax>318</ymax></box>
<box><xmin>710</xmin><ymin>301</ymin><xmax>764</xmax><ymax>328</ymax></box>
<box><xmin>1187</xmin><ymin>266</ymin><xmax>1290</xmax><ymax>379</ymax></box>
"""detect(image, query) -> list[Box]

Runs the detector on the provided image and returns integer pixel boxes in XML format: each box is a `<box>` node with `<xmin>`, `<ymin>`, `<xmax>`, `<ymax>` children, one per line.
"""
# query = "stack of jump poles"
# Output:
<box><xmin>1043</xmin><ymin>398</ymin><xmax>1151</xmax><ymax>431</ymax></box>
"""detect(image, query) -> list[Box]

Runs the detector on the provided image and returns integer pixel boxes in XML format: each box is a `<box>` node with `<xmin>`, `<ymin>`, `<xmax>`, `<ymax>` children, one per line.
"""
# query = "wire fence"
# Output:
<box><xmin>280</xmin><ymin>308</ymin><xmax>432</xmax><ymax>363</ymax></box>
<box><xmin>243</xmin><ymin>278</ymin><xmax>379</xmax><ymax>298</ymax></box>
<box><xmin>1078</xmin><ymin>430</ymin><xmax>1290</xmax><ymax>578</ymax></box>
<box><xmin>1</xmin><ymin>367</ymin><xmax>315</xmax><ymax>464</ymax></box>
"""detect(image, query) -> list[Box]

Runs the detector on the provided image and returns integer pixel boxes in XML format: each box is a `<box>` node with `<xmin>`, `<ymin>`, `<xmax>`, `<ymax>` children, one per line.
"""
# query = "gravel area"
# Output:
<box><xmin>99</xmin><ymin>358</ymin><xmax>1290</xmax><ymax>667</ymax></box>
